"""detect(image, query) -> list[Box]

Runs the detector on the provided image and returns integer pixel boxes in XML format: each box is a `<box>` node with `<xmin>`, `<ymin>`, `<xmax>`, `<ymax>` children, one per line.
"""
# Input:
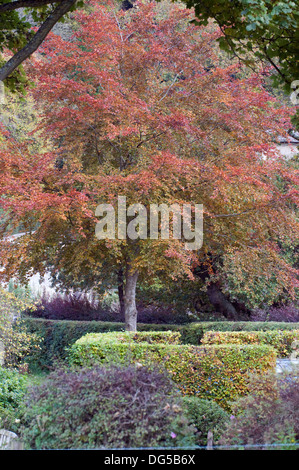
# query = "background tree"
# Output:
<box><xmin>180</xmin><ymin>0</ymin><xmax>299</xmax><ymax>127</ymax></box>
<box><xmin>0</xmin><ymin>0</ymin><xmax>298</xmax><ymax>329</ymax></box>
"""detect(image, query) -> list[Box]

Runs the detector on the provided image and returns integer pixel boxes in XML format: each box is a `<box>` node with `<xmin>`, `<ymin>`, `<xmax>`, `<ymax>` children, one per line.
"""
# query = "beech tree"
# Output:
<box><xmin>0</xmin><ymin>0</ymin><xmax>298</xmax><ymax>330</ymax></box>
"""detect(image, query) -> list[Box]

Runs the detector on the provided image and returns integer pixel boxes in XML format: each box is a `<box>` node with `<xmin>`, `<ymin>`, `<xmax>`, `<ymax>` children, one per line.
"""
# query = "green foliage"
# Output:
<box><xmin>201</xmin><ymin>330</ymin><xmax>299</xmax><ymax>358</ymax></box>
<box><xmin>182</xmin><ymin>396</ymin><xmax>230</xmax><ymax>446</ymax></box>
<box><xmin>180</xmin><ymin>321</ymin><xmax>299</xmax><ymax>345</ymax></box>
<box><xmin>0</xmin><ymin>288</ymin><xmax>40</xmax><ymax>369</ymax></box>
<box><xmin>0</xmin><ymin>1</ymin><xmax>83</xmax><ymax>92</ymax></box>
<box><xmin>69</xmin><ymin>331</ymin><xmax>276</xmax><ymax>410</ymax></box>
<box><xmin>0</xmin><ymin>366</ymin><xmax>28</xmax><ymax>433</ymax></box>
<box><xmin>136</xmin><ymin>276</ymin><xmax>207</xmax><ymax>320</ymax></box>
<box><xmin>20</xmin><ymin>364</ymin><xmax>196</xmax><ymax>450</ymax></box>
<box><xmin>182</xmin><ymin>0</ymin><xmax>299</xmax><ymax>89</ymax></box>
<box><xmin>23</xmin><ymin>317</ymin><xmax>181</xmax><ymax>371</ymax></box>
<box><xmin>181</xmin><ymin>0</ymin><xmax>299</xmax><ymax>129</ymax></box>
<box><xmin>0</xmin><ymin>367</ymin><xmax>27</xmax><ymax>410</ymax></box>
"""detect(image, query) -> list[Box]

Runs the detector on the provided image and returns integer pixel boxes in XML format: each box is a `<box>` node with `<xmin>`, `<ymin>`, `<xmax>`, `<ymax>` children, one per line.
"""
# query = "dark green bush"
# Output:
<box><xmin>20</xmin><ymin>365</ymin><xmax>196</xmax><ymax>450</ymax></box>
<box><xmin>182</xmin><ymin>396</ymin><xmax>230</xmax><ymax>447</ymax></box>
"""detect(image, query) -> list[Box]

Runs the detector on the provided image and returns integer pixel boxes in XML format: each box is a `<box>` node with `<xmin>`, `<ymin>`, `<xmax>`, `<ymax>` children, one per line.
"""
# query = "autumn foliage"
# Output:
<box><xmin>0</xmin><ymin>0</ymin><xmax>298</xmax><ymax>329</ymax></box>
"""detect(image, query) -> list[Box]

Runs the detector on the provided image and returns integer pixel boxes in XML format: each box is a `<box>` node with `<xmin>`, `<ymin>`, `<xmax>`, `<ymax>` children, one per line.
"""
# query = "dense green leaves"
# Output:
<box><xmin>182</xmin><ymin>0</ymin><xmax>299</xmax><ymax>88</ymax></box>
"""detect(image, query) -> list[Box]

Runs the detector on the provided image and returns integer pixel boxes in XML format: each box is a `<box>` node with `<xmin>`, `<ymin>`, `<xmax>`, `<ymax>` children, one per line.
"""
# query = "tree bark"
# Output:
<box><xmin>117</xmin><ymin>268</ymin><xmax>125</xmax><ymax>318</ymax></box>
<box><xmin>0</xmin><ymin>0</ymin><xmax>60</xmax><ymax>13</ymax></box>
<box><xmin>0</xmin><ymin>0</ymin><xmax>76</xmax><ymax>82</ymax></box>
<box><xmin>124</xmin><ymin>267</ymin><xmax>138</xmax><ymax>331</ymax></box>
<box><xmin>206</xmin><ymin>282</ymin><xmax>241</xmax><ymax>321</ymax></box>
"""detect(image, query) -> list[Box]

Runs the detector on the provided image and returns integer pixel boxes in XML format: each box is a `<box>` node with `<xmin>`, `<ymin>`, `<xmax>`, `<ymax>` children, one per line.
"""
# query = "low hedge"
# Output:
<box><xmin>23</xmin><ymin>317</ymin><xmax>299</xmax><ymax>371</ymax></box>
<box><xmin>180</xmin><ymin>321</ymin><xmax>299</xmax><ymax>345</ymax></box>
<box><xmin>69</xmin><ymin>332</ymin><xmax>276</xmax><ymax>410</ymax></box>
<box><xmin>22</xmin><ymin>318</ymin><xmax>181</xmax><ymax>371</ymax></box>
<box><xmin>201</xmin><ymin>330</ymin><xmax>299</xmax><ymax>358</ymax></box>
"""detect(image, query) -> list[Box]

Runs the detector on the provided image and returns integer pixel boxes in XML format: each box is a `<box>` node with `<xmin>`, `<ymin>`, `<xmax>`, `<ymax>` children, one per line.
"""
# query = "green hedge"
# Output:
<box><xmin>180</xmin><ymin>321</ymin><xmax>299</xmax><ymax>345</ymax></box>
<box><xmin>69</xmin><ymin>331</ymin><xmax>276</xmax><ymax>410</ymax></box>
<box><xmin>201</xmin><ymin>330</ymin><xmax>299</xmax><ymax>358</ymax></box>
<box><xmin>22</xmin><ymin>317</ymin><xmax>181</xmax><ymax>371</ymax></box>
<box><xmin>23</xmin><ymin>317</ymin><xmax>299</xmax><ymax>371</ymax></box>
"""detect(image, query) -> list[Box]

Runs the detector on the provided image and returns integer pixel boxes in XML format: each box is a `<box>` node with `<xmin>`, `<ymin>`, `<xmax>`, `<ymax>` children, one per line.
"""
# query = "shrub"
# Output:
<box><xmin>252</xmin><ymin>304</ymin><xmax>299</xmax><ymax>322</ymax></box>
<box><xmin>182</xmin><ymin>397</ymin><xmax>230</xmax><ymax>447</ymax></box>
<box><xmin>26</xmin><ymin>292</ymin><xmax>107</xmax><ymax>321</ymax></box>
<box><xmin>69</xmin><ymin>332</ymin><xmax>277</xmax><ymax>410</ymax></box>
<box><xmin>0</xmin><ymin>288</ymin><xmax>41</xmax><ymax>369</ymax></box>
<box><xmin>218</xmin><ymin>370</ymin><xmax>299</xmax><ymax>450</ymax></box>
<box><xmin>180</xmin><ymin>321</ymin><xmax>299</xmax><ymax>345</ymax></box>
<box><xmin>122</xmin><ymin>331</ymin><xmax>182</xmax><ymax>344</ymax></box>
<box><xmin>20</xmin><ymin>365</ymin><xmax>196</xmax><ymax>450</ymax></box>
<box><xmin>201</xmin><ymin>330</ymin><xmax>299</xmax><ymax>357</ymax></box>
<box><xmin>0</xmin><ymin>367</ymin><xmax>29</xmax><ymax>433</ymax></box>
<box><xmin>26</xmin><ymin>291</ymin><xmax>196</xmax><ymax>324</ymax></box>
<box><xmin>24</xmin><ymin>317</ymin><xmax>299</xmax><ymax>372</ymax></box>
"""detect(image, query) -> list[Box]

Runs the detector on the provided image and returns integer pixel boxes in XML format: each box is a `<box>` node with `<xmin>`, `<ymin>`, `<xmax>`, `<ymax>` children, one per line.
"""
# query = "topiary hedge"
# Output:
<box><xmin>180</xmin><ymin>321</ymin><xmax>299</xmax><ymax>345</ymax></box>
<box><xmin>23</xmin><ymin>318</ymin><xmax>181</xmax><ymax>371</ymax></box>
<box><xmin>201</xmin><ymin>330</ymin><xmax>299</xmax><ymax>358</ymax></box>
<box><xmin>23</xmin><ymin>317</ymin><xmax>299</xmax><ymax>372</ymax></box>
<box><xmin>68</xmin><ymin>331</ymin><xmax>277</xmax><ymax>410</ymax></box>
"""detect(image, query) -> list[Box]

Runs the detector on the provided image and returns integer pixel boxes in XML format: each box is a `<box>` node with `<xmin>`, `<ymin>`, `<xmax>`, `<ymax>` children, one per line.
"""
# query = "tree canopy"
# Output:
<box><xmin>1</xmin><ymin>0</ymin><xmax>299</xmax><ymax>100</ymax></box>
<box><xmin>1</xmin><ymin>0</ymin><xmax>298</xmax><ymax>329</ymax></box>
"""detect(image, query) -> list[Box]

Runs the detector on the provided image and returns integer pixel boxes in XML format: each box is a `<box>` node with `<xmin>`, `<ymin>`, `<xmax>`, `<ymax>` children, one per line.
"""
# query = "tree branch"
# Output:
<box><xmin>0</xmin><ymin>0</ymin><xmax>75</xmax><ymax>82</ymax></box>
<box><xmin>0</xmin><ymin>0</ymin><xmax>61</xmax><ymax>14</ymax></box>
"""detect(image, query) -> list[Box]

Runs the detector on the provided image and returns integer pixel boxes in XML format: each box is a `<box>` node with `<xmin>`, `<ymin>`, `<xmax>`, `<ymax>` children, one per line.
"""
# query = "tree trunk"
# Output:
<box><xmin>117</xmin><ymin>268</ymin><xmax>125</xmax><ymax>318</ymax></box>
<box><xmin>124</xmin><ymin>267</ymin><xmax>139</xmax><ymax>331</ymax></box>
<box><xmin>206</xmin><ymin>282</ymin><xmax>242</xmax><ymax>321</ymax></box>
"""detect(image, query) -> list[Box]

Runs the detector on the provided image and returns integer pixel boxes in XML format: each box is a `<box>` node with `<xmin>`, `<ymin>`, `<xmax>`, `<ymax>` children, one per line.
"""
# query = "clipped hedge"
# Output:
<box><xmin>69</xmin><ymin>331</ymin><xmax>276</xmax><ymax>410</ymax></box>
<box><xmin>22</xmin><ymin>317</ymin><xmax>181</xmax><ymax>371</ymax></box>
<box><xmin>23</xmin><ymin>317</ymin><xmax>299</xmax><ymax>371</ymax></box>
<box><xmin>201</xmin><ymin>330</ymin><xmax>299</xmax><ymax>358</ymax></box>
<box><xmin>180</xmin><ymin>321</ymin><xmax>299</xmax><ymax>345</ymax></box>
